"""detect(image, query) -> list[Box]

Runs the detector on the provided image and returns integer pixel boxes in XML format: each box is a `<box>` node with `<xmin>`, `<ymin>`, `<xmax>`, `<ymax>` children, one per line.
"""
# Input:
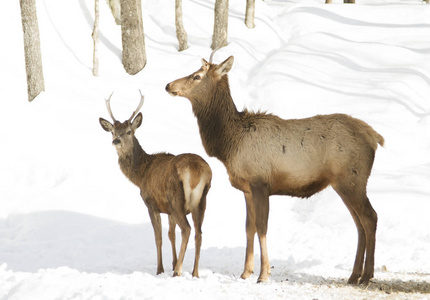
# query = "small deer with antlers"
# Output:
<box><xmin>99</xmin><ymin>91</ymin><xmax>212</xmax><ymax>278</ymax></box>
<box><xmin>166</xmin><ymin>53</ymin><xmax>384</xmax><ymax>284</ymax></box>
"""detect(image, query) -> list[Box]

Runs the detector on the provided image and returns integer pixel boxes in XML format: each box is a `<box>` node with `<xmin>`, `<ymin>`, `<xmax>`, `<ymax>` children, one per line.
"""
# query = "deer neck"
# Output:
<box><xmin>193</xmin><ymin>76</ymin><xmax>241</xmax><ymax>162</ymax></box>
<box><xmin>117</xmin><ymin>137</ymin><xmax>149</xmax><ymax>186</ymax></box>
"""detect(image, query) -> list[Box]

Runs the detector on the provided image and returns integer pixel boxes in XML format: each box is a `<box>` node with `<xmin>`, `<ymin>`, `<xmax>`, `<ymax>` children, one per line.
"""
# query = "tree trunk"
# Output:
<box><xmin>120</xmin><ymin>0</ymin><xmax>146</xmax><ymax>75</ymax></box>
<box><xmin>211</xmin><ymin>0</ymin><xmax>229</xmax><ymax>50</ymax></box>
<box><xmin>92</xmin><ymin>0</ymin><xmax>100</xmax><ymax>77</ymax></box>
<box><xmin>175</xmin><ymin>0</ymin><xmax>188</xmax><ymax>51</ymax></box>
<box><xmin>245</xmin><ymin>0</ymin><xmax>255</xmax><ymax>29</ymax></box>
<box><xmin>20</xmin><ymin>0</ymin><xmax>45</xmax><ymax>102</ymax></box>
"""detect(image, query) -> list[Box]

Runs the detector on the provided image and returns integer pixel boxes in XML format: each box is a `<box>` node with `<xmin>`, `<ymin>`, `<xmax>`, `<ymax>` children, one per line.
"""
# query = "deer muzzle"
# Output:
<box><xmin>165</xmin><ymin>83</ymin><xmax>179</xmax><ymax>96</ymax></box>
<box><xmin>112</xmin><ymin>138</ymin><xmax>121</xmax><ymax>146</ymax></box>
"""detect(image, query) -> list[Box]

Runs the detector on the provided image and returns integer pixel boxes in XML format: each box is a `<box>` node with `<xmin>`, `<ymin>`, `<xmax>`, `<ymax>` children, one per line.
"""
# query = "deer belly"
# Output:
<box><xmin>271</xmin><ymin>171</ymin><xmax>330</xmax><ymax>198</ymax></box>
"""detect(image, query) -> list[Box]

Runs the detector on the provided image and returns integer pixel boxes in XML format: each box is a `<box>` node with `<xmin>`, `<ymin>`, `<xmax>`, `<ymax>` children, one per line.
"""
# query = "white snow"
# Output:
<box><xmin>1</xmin><ymin>0</ymin><xmax>430</xmax><ymax>299</ymax></box>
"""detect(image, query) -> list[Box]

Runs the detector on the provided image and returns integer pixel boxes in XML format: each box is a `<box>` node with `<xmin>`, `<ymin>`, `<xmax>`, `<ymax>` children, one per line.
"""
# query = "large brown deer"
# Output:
<box><xmin>165</xmin><ymin>54</ymin><xmax>384</xmax><ymax>284</ymax></box>
<box><xmin>99</xmin><ymin>91</ymin><xmax>212</xmax><ymax>278</ymax></box>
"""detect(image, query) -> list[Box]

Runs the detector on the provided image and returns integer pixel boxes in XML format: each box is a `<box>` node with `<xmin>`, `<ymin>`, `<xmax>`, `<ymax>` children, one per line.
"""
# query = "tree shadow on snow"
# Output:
<box><xmin>0</xmin><ymin>211</ymin><xmax>245</xmax><ymax>277</ymax></box>
<box><xmin>1</xmin><ymin>211</ymin><xmax>428</xmax><ymax>295</ymax></box>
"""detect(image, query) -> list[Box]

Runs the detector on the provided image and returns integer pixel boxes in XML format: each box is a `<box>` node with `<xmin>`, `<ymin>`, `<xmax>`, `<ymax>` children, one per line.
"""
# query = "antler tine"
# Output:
<box><xmin>128</xmin><ymin>90</ymin><xmax>145</xmax><ymax>122</ymax></box>
<box><xmin>209</xmin><ymin>35</ymin><xmax>227</xmax><ymax>63</ymax></box>
<box><xmin>209</xmin><ymin>46</ymin><xmax>220</xmax><ymax>64</ymax></box>
<box><xmin>105</xmin><ymin>91</ymin><xmax>116</xmax><ymax>122</ymax></box>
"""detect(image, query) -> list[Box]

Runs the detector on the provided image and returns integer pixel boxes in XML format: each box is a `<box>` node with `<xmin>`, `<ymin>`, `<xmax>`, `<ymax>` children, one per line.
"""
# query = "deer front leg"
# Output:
<box><xmin>241</xmin><ymin>192</ymin><xmax>256</xmax><ymax>280</ymax></box>
<box><xmin>168</xmin><ymin>215</ymin><xmax>178</xmax><ymax>270</ymax></box>
<box><xmin>147</xmin><ymin>208</ymin><xmax>164</xmax><ymax>275</ymax></box>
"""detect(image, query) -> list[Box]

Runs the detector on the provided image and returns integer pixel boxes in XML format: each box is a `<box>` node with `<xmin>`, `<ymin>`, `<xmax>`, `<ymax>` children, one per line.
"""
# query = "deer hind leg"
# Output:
<box><xmin>333</xmin><ymin>181</ymin><xmax>377</xmax><ymax>285</ymax></box>
<box><xmin>171</xmin><ymin>213</ymin><xmax>191</xmax><ymax>277</ymax></box>
<box><xmin>251</xmin><ymin>184</ymin><xmax>271</xmax><ymax>283</ymax></box>
<box><xmin>147</xmin><ymin>208</ymin><xmax>164</xmax><ymax>275</ymax></box>
<box><xmin>168</xmin><ymin>215</ymin><xmax>178</xmax><ymax>270</ymax></box>
<box><xmin>335</xmin><ymin>191</ymin><xmax>366</xmax><ymax>284</ymax></box>
<box><xmin>190</xmin><ymin>185</ymin><xmax>208</xmax><ymax>278</ymax></box>
<box><xmin>357</xmin><ymin>196</ymin><xmax>377</xmax><ymax>284</ymax></box>
<box><xmin>240</xmin><ymin>191</ymin><xmax>257</xmax><ymax>280</ymax></box>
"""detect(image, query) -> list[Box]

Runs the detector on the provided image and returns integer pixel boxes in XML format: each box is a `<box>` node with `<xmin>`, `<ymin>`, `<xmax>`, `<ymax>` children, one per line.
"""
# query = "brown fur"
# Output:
<box><xmin>100</xmin><ymin>105</ymin><xmax>212</xmax><ymax>278</ymax></box>
<box><xmin>166</xmin><ymin>56</ymin><xmax>383</xmax><ymax>284</ymax></box>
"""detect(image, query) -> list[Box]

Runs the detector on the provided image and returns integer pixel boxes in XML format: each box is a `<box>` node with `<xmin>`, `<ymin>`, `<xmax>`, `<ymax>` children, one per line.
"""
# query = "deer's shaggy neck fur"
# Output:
<box><xmin>192</xmin><ymin>76</ymin><xmax>242</xmax><ymax>162</ymax></box>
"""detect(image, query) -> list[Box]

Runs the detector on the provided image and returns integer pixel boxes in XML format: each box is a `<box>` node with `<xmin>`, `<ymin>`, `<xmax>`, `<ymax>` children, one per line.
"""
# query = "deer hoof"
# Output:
<box><xmin>359</xmin><ymin>273</ymin><xmax>373</xmax><ymax>285</ymax></box>
<box><xmin>257</xmin><ymin>277</ymin><xmax>269</xmax><ymax>284</ymax></box>
<box><xmin>156</xmin><ymin>268</ymin><xmax>164</xmax><ymax>275</ymax></box>
<box><xmin>347</xmin><ymin>274</ymin><xmax>360</xmax><ymax>285</ymax></box>
<box><xmin>240</xmin><ymin>270</ymin><xmax>253</xmax><ymax>280</ymax></box>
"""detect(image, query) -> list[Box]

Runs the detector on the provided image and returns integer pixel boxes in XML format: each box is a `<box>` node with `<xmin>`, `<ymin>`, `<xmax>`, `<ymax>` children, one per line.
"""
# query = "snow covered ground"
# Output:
<box><xmin>1</xmin><ymin>0</ymin><xmax>430</xmax><ymax>299</ymax></box>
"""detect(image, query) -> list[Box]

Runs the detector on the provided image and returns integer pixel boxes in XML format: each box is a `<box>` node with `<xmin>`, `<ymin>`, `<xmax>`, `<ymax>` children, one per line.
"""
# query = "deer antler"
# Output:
<box><xmin>209</xmin><ymin>35</ymin><xmax>227</xmax><ymax>63</ymax></box>
<box><xmin>105</xmin><ymin>91</ymin><xmax>116</xmax><ymax>122</ymax></box>
<box><xmin>128</xmin><ymin>90</ymin><xmax>145</xmax><ymax>122</ymax></box>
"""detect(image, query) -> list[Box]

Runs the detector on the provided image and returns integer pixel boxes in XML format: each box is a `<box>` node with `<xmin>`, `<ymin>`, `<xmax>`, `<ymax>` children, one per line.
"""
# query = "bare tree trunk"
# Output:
<box><xmin>211</xmin><ymin>0</ymin><xmax>229</xmax><ymax>50</ymax></box>
<box><xmin>92</xmin><ymin>0</ymin><xmax>100</xmax><ymax>77</ymax></box>
<box><xmin>107</xmin><ymin>0</ymin><xmax>121</xmax><ymax>25</ymax></box>
<box><xmin>120</xmin><ymin>0</ymin><xmax>146</xmax><ymax>75</ymax></box>
<box><xmin>245</xmin><ymin>0</ymin><xmax>255</xmax><ymax>29</ymax></box>
<box><xmin>175</xmin><ymin>0</ymin><xmax>188</xmax><ymax>51</ymax></box>
<box><xmin>20</xmin><ymin>0</ymin><xmax>45</xmax><ymax>102</ymax></box>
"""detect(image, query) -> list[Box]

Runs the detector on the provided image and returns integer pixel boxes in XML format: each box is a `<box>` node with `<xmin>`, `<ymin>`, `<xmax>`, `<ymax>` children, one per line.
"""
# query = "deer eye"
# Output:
<box><xmin>127</xmin><ymin>131</ymin><xmax>132</xmax><ymax>135</ymax></box>
<box><xmin>193</xmin><ymin>75</ymin><xmax>201</xmax><ymax>81</ymax></box>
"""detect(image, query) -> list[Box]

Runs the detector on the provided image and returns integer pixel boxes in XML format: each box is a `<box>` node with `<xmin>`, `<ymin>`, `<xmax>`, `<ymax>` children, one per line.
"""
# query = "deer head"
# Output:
<box><xmin>99</xmin><ymin>91</ymin><xmax>144</xmax><ymax>154</ymax></box>
<box><xmin>165</xmin><ymin>54</ymin><xmax>234</xmax><ymax>105</ymax></box>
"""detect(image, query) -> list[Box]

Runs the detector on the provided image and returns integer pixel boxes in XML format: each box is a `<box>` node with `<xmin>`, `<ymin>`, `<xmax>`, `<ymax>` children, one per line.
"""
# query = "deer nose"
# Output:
<box><xmin>112</xmin><ymin>138</ymin><xmax>121</xmax><ymax>145</ymax></box>
<box><xmin>166</xmin><ymin>83</ymin><xmax>178</xmax><ymax>96</ymax></box>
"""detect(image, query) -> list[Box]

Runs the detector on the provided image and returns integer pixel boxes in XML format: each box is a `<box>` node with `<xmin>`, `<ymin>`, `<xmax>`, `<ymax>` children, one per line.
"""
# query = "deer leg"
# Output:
<box><xmin>191</xmin><ymin>210</ymin><xmax>203</xmax><ymax>278</ymax></box>
<box><xmin>147</xmin><ymin>209</ymin><xmax>164</xmax><ymax>275</ymax></box>
<box><xmin>240</xmin><ymin>192</ymin><xmax>256</xmax><ymax>280</ymax></box>
<box><xmin>172</xmin><ymin>213</ymin><xmax>191</xmax><ymax>277</ymax></box>
<box><xmin>334</xmin><ymin>182</ymin><xmax>377</xmax><ymax>285</ymax></box>
<box><xmin>191</xmin><ymin>188</ymin><xmax>207</xmax><ymax>278</ymax></box>
<box><xmin>168</xmin><ymin>215</ymin><xmax>178</xmax><ymax>270</ymax></box>
<box><xmin>357</xmin><ymin>197</ymin><xmax>377</xmax><ymax>284</ymax></box>
<box><xmin>251</xmin><ymin>184</ymin><xmax>271</xmax><ymax>283</ymax></box>
<box><xmin>334</xmin><ymin>188</ymin><xmax>366</xmax><ymax>284</ymax></box>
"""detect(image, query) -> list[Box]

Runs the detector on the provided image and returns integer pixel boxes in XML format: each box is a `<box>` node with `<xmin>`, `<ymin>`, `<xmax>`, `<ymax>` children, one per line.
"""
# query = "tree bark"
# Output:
<box><xmin>245</xmin><ymin>0</ymin><xmax>255</xmax><ymax>29</ymax></box>
<box><xmin>120</xmin><ymin>0</ymin><xmax>146</xmax><ymax>75</ymax></box>
<box><xmin>175</xmin><ymin>0</ymin><xmax>188</xmax><ymax>51</ymax></box>
<box><xmin>211</xmin><ymin>0</ymin><xmax>229</xmax><ymax>50</ymax></box>
<box><xmin>20</xmin><ymin>0</ymin><xmax>45</xmax><ymax>102</ymax></box>
<box><xmin>92</xmin><ymin>0</ymin><xmax>100</xmax><ymax>76</ymax></box>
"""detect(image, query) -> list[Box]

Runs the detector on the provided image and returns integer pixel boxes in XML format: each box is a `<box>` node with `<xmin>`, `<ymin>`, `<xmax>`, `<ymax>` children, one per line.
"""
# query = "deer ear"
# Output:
<box><xmin>131</xmin><ymin>112</ymin><xmax>143</xmax><ymax>130</ymax></box>
<box><xmin>99</xmin><ymin>118</ymin><xmax>113</xmax><ymax>132</ymax></box>
<box><xmin>215</xmin><ymin>56</ymin><xmax>234</xmax><ymax>77</ymax></box>
<box><xmin>201</xmin><ymin>58</ymin><xmax>210</xmax><ymax>70</ymax></box>
<box><xmin>202</xmin><ymin>58</ymin><xmax>209</xmax><ymax>66</ymax></box>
